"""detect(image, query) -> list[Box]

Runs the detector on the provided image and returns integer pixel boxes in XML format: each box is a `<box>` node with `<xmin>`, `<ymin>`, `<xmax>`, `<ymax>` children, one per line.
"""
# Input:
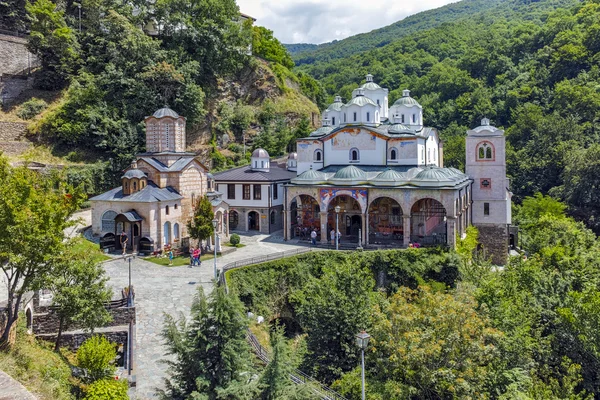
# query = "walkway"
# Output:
<box><xmin>0</xmin><ymin>370</ymin><xmax>37</xmax><ymax>399</ymax></box>
<box><xmin>102</xmin><ymin>232</ymin><xmax>305</xmax><ymax>399</ymax></box>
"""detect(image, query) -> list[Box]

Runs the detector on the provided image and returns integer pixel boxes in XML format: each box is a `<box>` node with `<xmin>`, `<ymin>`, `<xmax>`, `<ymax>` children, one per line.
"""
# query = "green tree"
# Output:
<box><xmin>252</xmin><ymin>26</ymin><xmax>295</xmax><ymax>69</ymax></box>
<box><xmin>77</xmin><ymin>335</ymin><xmax>118</xmax><ymax>383</ymax></box>
<box><xmin>46</xmin><ymin>245</ymin><xmax>113</xmax><ymax>351</ymax></box>
<box><xmin>0</xmin><ymin>0</ymin><xmax>27</xmax><ymax>32</ymax></box>
<box><xmin>291</xmin><ymin>258</ymin><xmax>375</xmax><ymax>383</ymax></box>
<box><xmin>83</xmin><ymin>378</ymin><xmax>129</xmax><ymax>400</ymax></box>
<box><xmin>160</xmin><ymin>285</ymin><xmax>258</xmax><ymax>399</ymax></box>
<box><xmin>187</xmin><ymin>195</ymin><xmax>215</xmax><ymax>247</ymax></box>
<box><xmin>26</xmin><ymin>0</ymin><xmax>80</xmax><ymax>89</ymax></box>
<box><xmin>0</xmin><ymin>158</ymin><xmax>83</xmax><ymax>348</ymax></box>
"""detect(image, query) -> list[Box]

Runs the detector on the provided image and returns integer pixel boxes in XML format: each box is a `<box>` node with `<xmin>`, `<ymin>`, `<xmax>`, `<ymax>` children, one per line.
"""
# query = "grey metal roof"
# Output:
<box><xmin>121</xmin><ymin>169</ymin><xmax>146</xmax><ymax>179</ymax></box>
<box><xmin>90</xmin><ymin>182</ymin><xmax>183</xmax><ymax>203</ymax></box>
<box><xmin>361</xmin><ymin>82</ymin><xmax>382</xmax><ymax>91</ymax></box>
<box><xmin>116</xmin><ymin>210</ymin><xmax>143</xmax><ymax>222</ymax></box>
<box><xmin>326</xmin><ymin>102</ymin><xmax>343</xmax><ymax>112</ymax></box>
<box><xmin>333</xmin><ymin>165</ymin><xmax>367</xmax><ymax>180</ymax></box>
<box><xmin>213</xmin><ymin>164</ymin><xmax>296</xmax><ymax>182</ymax></box>
<box><xmin>309</xmin><ymin>126</ymin><xmax>334</xmax><ymax>137</ymax></box>
<box><xmin>345</xmin><ymin>95</ymin><xmax>378</xmax><ymax>107</ymax></box>
<box><xmin>152</xmin><ymin>107</ymin><xmax>180</xmax><ymax>119</ymax></box>
<box><xmin>393</xmin><ymin>95</ymin><xmax>421</xmax><ymax>107</ymax></box>
<box><xmin>138</xmin><ymin>156</ymin><xmax>196</xmax><ymax>172</ymax></box>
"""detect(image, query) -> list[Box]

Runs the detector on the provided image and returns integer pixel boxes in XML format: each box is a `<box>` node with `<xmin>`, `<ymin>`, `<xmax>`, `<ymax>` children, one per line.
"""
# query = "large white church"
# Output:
<box><xmin>283</xmin><ymin>74</ymin><xmax>512</xmax><ymax>264</ymax></box>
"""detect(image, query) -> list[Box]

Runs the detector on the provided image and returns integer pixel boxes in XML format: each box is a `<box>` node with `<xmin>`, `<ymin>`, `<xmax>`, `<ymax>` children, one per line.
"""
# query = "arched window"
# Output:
<box><xmin>314</xmin><ymin>149</ymin><xmax>322</xmax><ymax>162</ymax></box>
<box><xmin>389</xmin><ymin>148</ymin><xmax>397</xmax><ymax>160</ymax></box>
<box><xmin>174</xmin><ymin>203</ymin><xmax>178</xmax><ymax>210</ymax></box>
<box><xmin>166</xmin><ymin>205</ymin><xmax>170</xmax><ymax>215</ymax></box>
<box><xmin>332</xmin><ymin>117</ymin><xmax>336</xmax><ymax>125</ymax></box>
<box><xmin>173</xmin><ymin>223</ymin><xmax>180</xmax><ymax>241</ymax></box>
<box><xmin>401</xmin><ymin>114</ymin><xmax>405</xmax><ymax>123</ymax></box>
<box><xmin>101</xmin><ymin>210</ymin><xmax>117</xmax><ymax>232</ymax></box>
<box><xmin>353</xmin><ymin>112</ymin><xmax>357</xmax><ymax>122</ymax></box>
<box><xmin>344</xmin><ymin>113</ymin><xmax>347</xmax><ymax>122</ymax></box>
<box><xmin>477</xmin><ymin>142</ymin><xmax>494</xmax><ymax>161</ymax></box>
<box><xmin>261</xmin><ymin>161</ymin><xmax>264</xmax><ymax>168</ymax></box>
<box><xmin>124</xmin><ymin>182</ymin><xmax>129</xmax><ymax>191</ymax></box>
<box><xmin>270</xmin><ymin>211</ymin><xmax>276</xmax><ymax>225</ymax></box>
<box><xmin>350</xmin><ymin>148</ymin><xmax>360</xmax><ymax>162</ymax></box>
<box><xmin>366</xmin><ymin>112</ymin><xmax>370</xmax><ymax>122</ymax></box>
<box><xmin>133</xmin><ymin>181</ymin><xmax>137</xmax><ymax>191</ymax></box>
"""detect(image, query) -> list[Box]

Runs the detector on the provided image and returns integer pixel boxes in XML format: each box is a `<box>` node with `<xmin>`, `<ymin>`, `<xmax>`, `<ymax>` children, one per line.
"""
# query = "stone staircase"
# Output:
<box><xmin>0</xmin><ymin>122</ymin><xmax>32</xmax><ymax>156</ymax></box>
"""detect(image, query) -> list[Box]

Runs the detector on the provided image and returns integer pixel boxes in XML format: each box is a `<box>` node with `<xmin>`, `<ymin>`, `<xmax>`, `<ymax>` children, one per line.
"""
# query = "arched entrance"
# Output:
<box><xmin>328</xmin><ymin>195</ymin><xmax>362</xmax><ymax>243</ymax></box>
<box><xmin>163</xmin><ymin>221</ymin><xmax>171</xmax><ymax>246</ymax></box>
<box><xmin>229</xmin><ymin>210</ymin><xmax>239</xmax><ymax>230</ymax></box>
<box><xmin>410</xmin><ymin>198</ymin><xmax>447</xmax><ymax>246</ymax></box>
<box><xmin>368</xmin><ymin>197</ymin><xmax>403</xmax><ymax>245</ymax></box>
<box><xmin>291</xmin><ymin>194</ymin><xmax>320</xmax><ymax>240</ymax></box>
<box><xmin>248</xmin><ymin>211</ymin><xmax>260</xmax><ymax>231</ymax></box>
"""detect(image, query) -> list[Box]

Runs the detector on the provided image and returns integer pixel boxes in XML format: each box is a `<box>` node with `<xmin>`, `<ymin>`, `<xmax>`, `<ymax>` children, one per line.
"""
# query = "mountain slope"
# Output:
<box><xmin>288</xmin><ymin>0</ymin><xmax>579</xmax><ymax>66</ymax></box>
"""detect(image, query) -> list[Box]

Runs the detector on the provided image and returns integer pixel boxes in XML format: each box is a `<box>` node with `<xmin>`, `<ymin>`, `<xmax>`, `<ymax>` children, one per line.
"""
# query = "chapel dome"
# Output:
<box><xmin>121</xmin><ymin>169</ymin><xmax>147</xmax><ymax>179</ymax></box>
<box><xmin>361</xmin><ymin>73</ymin><xmax>382</xmax><ymax>91</ymax></box>
<box><xmin>252</xmin><ymin>148</ymin><xmax>270</xmax><ymax>158</ymax></box>
<box><xmin>393</xmin><ymin>89</ymin><xmax>421</xmax><ymax>107</ymax></box>
<box><xmin>292</xmin><ymin>168</ymin><xmax>327</xmax><ymax>184</ymax></box>
<box><xmin>333</xmin><ymin>165</ymin><xmax>367</xmax><ymax>180</ymax></box>
<box><xmin>152</xmin><ymin>106</ymin><xmax>180</xmax><ymax>119</ymax></box>
<box><xmin>310</xmin><ymin>126</ymin><xmax>334</xmax><ymax>137</ymax></box>
<box><xmin>414</xmin><ymin>166</ymin><xmax>454</xmax><ymax>181</ymax></box>
<box><xmin>345</xmin><ymin>95</ymin><xmax>377</xmax><ymax>107</ymax></box>
<box><xmin>373</xmin><ymin>169</ymin><xmax>406</xmax><ymax>186</ymax></box>
<box><xmin>326</xmin><ymin>96</ymin><xmax>344</xmax><ymax>112</ymax></box>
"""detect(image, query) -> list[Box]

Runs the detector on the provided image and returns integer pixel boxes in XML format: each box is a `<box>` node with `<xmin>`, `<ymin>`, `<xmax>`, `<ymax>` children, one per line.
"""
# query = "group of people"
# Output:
<box><xmin>330</xmin><ymin>229</ymin><xmax>342</xmax><ymax>246</ymax></box>
<box><xmin>189</xmin><ymin>246</ymin><xmax>202</xmax><ymax>267</ymax></box>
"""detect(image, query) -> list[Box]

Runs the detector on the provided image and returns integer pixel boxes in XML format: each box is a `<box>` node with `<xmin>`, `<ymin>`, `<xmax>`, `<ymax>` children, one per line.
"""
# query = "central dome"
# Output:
<box><xmin>152</xmin><ymin>106</ymin><xmax>179</xmax><ymax>119</ymax></box>
<box><xmin>333</xmin><ymin>165</ymin><xmax>367</xmax><ymax>180</ymax></box>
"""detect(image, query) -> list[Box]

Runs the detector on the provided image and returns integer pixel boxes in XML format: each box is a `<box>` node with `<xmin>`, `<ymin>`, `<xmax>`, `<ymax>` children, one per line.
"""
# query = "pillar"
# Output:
<box><xmin>284</xmin><ymin>209</ymin><xmax>291</xmax><ymax>241</ymax></box>
<box><xmin>361</xmin><ymin>212</ymin><xmax>367</xmax><ymax>246</ymax></box>
<box><xmin>403</xmin><ymin>215</ymin><xmax>411</xmax><ymax>247</ymax></box>
<box><xmin>446</xmin><ymin>217</ymin><xmax>457</xmax><ymax>247</ymax></box>
<box><xmin>320</xmin><ymin>211</ymin><xmax>328</xmax><ymax>244</ymax></box>
<box><xmin>365</xmin><ymin>212</ymin><xmax>369</xmax><ymax>245</ymax></box>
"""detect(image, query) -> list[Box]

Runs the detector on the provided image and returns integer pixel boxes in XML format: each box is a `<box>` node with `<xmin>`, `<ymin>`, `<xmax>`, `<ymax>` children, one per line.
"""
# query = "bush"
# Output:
<box><xmin>83</xmin><ymin>378</ymin><xmax>128</xmax><ymax>400</ymax></box>
<box><xmin>17</xmin><ymin>98</ymin><xmax>48</xmax><ymax>120</ymax></box>
<box><xmin>77</xmin><ymin>336</ymin><xmax>117</xmax><ymax>383</ymax></box>
<box><xmin>230</xmin><ymin>233</ymin><xmax>240</xmax><ymax>246</ymax></box>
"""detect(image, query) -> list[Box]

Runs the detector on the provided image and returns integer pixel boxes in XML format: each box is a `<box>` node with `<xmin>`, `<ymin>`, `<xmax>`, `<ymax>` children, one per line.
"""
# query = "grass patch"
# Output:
<box><xmin>70</xmin><ymin>237</ymin><xmax>111</xmax><ymax>263</ymax></box>
<box><xmin>0</xmin><ymin>317</ymin><xmax>78</xmax><ymax>400</ymax></box>
<box><xmin>143</xmin><ymin>253</ymin><xmax>221</xmax><ymax>267</ymax></box>
<box><xmin>223</xmin><ymin>243</ymin><xmax>246</xmax><ymax>248</ymax></box>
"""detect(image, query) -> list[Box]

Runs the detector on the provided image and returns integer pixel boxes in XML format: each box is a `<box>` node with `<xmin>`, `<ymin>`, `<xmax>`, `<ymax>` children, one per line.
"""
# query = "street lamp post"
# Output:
<box><xmin>335</xmin><ymin>205</ymin><xmax>341</xmax><ymax>250</ymax></box>
<box><xmin>212</xmin><ymin>219</ymin><xmax>218</xmax><ymax>280</ymax></box>
<box><xmin>356</xmin><ymin>330</ymin><xmax>371</xmax><ymax>400</ymax></box>
<box><xmin>124</xmin><ymin>253</ymin><xmax>136</xmax><ymax>307</ymax></box>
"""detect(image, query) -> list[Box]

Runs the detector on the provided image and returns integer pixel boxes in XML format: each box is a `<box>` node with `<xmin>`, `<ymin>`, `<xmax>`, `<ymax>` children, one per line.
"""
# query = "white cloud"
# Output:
<box><xmin>237</xmin><ymin>0</ymin><xmax>459</xmax><ymax>44</ymax></box>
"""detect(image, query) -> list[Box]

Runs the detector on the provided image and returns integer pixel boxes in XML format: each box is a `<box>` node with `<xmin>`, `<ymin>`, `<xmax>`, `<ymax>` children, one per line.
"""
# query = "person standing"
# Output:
<box><xmin>120</xmin><ymin>231</ymin><xmax>128</xmax><ymax>256</ymax></box>
<box><xmin>310</xmin><ymin>229</ymin><xmax>317</xmax><ymax>246</ymax></box>
<box><xmin>189</xmin><ymin>246</ymin><xmax>195</xmax><ymax>267</ymax></box>
<box><xmin>193</xmin><ymin>247</ymin><xmax>201</xmax><ymax>266</ymax></box>
<box><xmin>168</xmin><ymin>249</ymin><xmax>174</xmax><ymax>266</ymax></box>
<box><xmin>330</xmin><ymin>229</ymin><xmax>335</xmax><ymax>246</ymax></box>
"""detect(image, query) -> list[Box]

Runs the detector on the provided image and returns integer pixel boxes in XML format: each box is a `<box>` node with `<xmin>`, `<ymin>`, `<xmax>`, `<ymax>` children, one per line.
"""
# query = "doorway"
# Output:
<box><xmin>248</xmin><ymin>211</ymin><xmax>260</xmax><ymax>231</ymax></box>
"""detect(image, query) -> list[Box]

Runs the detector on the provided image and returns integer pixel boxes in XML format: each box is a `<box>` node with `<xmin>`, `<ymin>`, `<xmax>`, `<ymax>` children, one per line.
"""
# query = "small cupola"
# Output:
<box><xmin>366</xmin><ymin>73</ymin><xmax>374</xmax><ymax>82</ymax></box>
<box><xmin>322</xmin><ymin>118</ymin><xmax>331</xmax><ymax>127</ymax></box>
<box><xmin>251</xmin><ymin>148</ymin><xmax>270</xmax><ymax>172</ymax></box>
<box><xmin>334</xmin><ymin>95</ymin><xmax>342</xmax><ymax>103</ymax></box>
<box><xmin>121</xmin><ymin>162</ymin><xmax>147</xmax><ymax>195</ymax></box>
<box><xmin>402</xmin><ymin>89</ymin><xmax>411</xmax><ymax>97</ymax></box>
<box><xmin>481</xmin><ymin>117</ymin><xmax>490</xmax><ymax>126</ymax></box>
<box><xmin>356</xmin><ymin>88</ymin><xmax>365</xmax><ymax>97</ymax></box>
<box><xmin>287</xmin><ymin>152</ymin><xmax>298</xmax><ymax>172</ymax></box>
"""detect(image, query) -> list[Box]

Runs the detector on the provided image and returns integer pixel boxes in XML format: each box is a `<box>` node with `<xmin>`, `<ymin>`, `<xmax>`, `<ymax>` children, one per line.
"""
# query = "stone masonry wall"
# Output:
<box><xmin>38</xmin><ymin>330</ymin><xmax>128</xmax><ymax>352</ymax></box>
<box><xmin>0</xmin><ymin>34</ymin><xmax>38</xmax><ymax>76</ymax></box>
<box><xmin>0</xmin><ymin>122</ymin><xmax>27</xmax><ymax>141</ymax></box>
<box><xmin>476</xmin><ymin>224</ymin><xmax>508</xmax><ymax>265</ymax></box>
<box><xmin>33</xmin><ymin>306</ymin><xmax>136</xmax><ymax>335</ymax></box>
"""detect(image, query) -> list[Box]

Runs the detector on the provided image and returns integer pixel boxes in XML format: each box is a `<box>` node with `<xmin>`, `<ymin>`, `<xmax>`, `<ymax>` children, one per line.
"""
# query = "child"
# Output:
<box><xmin>168</xmin><ymin>249</ymin><xmax>174</xmax><ymax>266</ymax></box>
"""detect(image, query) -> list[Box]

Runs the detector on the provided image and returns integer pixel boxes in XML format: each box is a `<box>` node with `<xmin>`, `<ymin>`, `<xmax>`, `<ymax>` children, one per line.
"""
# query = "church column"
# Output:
<box><xmin>320</xmin><ymin>211</ymin><xmax>328</xmax><ymax>244</ymax></box>
<box><xmin>365</xmin><ymin>212</ymin><xmax>369</xmax><ymax>245</ymax></box>
<box><xmin>446</xmin><ymin>216</ymin><xmax>457</xmax><ymax>247</ymax></box>
<box><xmin>361</xmin><ymin>212</ymin><xmax>367</xmax><ymax>246</ymax></box>
<box><xmin>284</xmin><ymin>209</ymin><xmax>291</xmax><ymax>241</ymax></box>
<box><xmin>403</xmin><ymin>215</ymin><xmax>411</xmax><ymax>247</ymax></box>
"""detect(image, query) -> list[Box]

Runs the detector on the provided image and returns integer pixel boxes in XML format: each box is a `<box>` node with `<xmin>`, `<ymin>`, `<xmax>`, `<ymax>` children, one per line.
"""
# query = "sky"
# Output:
<box><xmin>237</xmin><ymin>0</ymin><xmax>459</xmax><ymax>44</ymax></box>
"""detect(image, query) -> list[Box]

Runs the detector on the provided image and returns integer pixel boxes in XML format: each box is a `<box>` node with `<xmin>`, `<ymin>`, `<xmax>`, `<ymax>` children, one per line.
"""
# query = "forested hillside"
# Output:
<box><xmin>2</xmin><ymin>0</ymin><xmax>322</xmax><ymax>194</ymax></box>
<box><xmin>287</xmin><ymin>0</ymin><xmax>577</xmax><ymax>65</ymax></box>
<box><xmin>295</xmin><ymin>0</ymin><xmax>600</xmax><ymax>233</ymax></box>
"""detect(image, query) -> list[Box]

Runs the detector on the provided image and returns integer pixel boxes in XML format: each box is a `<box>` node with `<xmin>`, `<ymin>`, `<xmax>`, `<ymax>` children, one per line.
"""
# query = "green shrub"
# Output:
<box><xmin>83</xmin><ymin>378</ymin><xmax>128</xmax><ymax>400</ymax></box>
<box><xmin>17</xmin><ymin>98</ymin><xmax>48</xmax><ymax>119</ymax></box>
<box><xmin>77</xmin><ymin>335</ymin><xmax>117</xmax><ymax>383</ymax></box>
<box><xmin>230</xmin><ymin>233</ymin><xmax>240</xmax><ymax>246</ymax></box>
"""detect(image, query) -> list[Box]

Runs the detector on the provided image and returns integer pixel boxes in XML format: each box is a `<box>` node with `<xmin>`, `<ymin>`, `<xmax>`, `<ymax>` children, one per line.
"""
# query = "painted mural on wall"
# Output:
<box><xmin>333</xmin><ymin>129</ymin><xmax>376</xmax><ymax>150</ymax></box>
<box><xmin>320</xmin><ymin>188</ymin><xmax>368</xmax><ymax>211</ymax></box>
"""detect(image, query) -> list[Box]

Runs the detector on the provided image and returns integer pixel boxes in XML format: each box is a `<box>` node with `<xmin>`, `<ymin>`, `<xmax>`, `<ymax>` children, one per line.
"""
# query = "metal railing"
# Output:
<box><xmin>219</xmin><ymin>248</ymin><xmax>348</xmax><ymax>400</ymax></box>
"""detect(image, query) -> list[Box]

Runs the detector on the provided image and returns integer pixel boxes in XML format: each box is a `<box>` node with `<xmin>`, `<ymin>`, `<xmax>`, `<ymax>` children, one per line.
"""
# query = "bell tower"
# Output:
<box><xmin>465</xmin><ymin>118</ymin><xmax>512</xmax><ymax>264</ymax></box>
<box><xmin>144</xmin><ymin>106</ymin><xmax>187</xmax><ymax>154</ymax></box>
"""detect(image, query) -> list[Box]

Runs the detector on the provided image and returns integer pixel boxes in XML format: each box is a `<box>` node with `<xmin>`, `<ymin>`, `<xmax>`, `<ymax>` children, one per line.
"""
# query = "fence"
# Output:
<box><xmin>219</xmin><ymin>248</ymin><xmax>348</xmax><ymax>400</ymax></box>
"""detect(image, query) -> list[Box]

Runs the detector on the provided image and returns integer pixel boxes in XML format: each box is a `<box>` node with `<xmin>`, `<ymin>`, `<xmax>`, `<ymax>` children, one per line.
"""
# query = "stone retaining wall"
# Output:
<box><xmin>37</xmin><ymin>330</ymin><xmax>129</xmax><ymax>352</ymax></box>
<box><xmin>476</xmin><ymin>224</ymin><xmax>508</xmax><ymax>265</ymax></box>
<box><xmin>33</xmin><ymin>306</ymin><xmax>136</xmax><ymax>335</ymax></box>
<box><xmin>0</xmin><ymin>33</ymin><xmax>38</xmax><ymax>75</ymax></box>
<box><xmin>0</xmin><ymin>121</ymin><xmax>27</xmax><ymax>141</ymax></box>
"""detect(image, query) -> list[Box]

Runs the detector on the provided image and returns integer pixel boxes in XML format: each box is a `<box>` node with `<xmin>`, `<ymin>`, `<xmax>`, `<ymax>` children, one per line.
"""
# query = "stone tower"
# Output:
<box><xmin>143</xmin><ymin>106</ymin><xmax>187</xmax><ymax>165</ymax></box>
<box><xmin>465</xmin><ymin>118</ymin><xmax>512</xmax><ymax>264</ymax></box>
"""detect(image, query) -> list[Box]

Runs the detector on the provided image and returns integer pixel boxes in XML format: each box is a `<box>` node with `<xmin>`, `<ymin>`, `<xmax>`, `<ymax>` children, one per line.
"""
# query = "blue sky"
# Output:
<box><xmin>238</xmin><ymin>0</ymin><xmax>459</xmax><ymax>44</ymax></box>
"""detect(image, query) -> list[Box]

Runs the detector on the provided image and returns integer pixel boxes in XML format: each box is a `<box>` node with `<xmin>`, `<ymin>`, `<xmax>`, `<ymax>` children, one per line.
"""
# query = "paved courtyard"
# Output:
<box><xmin>102</xmin><ymin>231</ymin><xmax>305</xmax><ymax>399</ymax></box>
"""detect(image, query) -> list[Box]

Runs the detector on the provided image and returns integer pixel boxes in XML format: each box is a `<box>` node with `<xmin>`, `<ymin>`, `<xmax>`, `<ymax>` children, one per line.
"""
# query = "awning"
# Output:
<box><xmin>115</xmin><ymin>210</ymin><xmax>143</xmax><ymax>222</ymax></box>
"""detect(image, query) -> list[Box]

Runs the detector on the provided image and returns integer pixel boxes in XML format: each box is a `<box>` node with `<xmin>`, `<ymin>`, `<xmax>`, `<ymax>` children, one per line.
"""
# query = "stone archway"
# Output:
<box><xmin>229</xmin><ymin>210</ymin><xmax>239</xmax><ymax>230</ymax></box>
<box><xmin>410</xmin><ymin>198</ymin><xmax>447</xmax><ymax>246</ymax></box>
<box><xmin>328</xmin><ymin>195</ymin><xmax>362</xmax><ymax>243</ymax></box>
<box><xmin>248</xmin><ymin>211</ymin><xmax>260</xmax><ymax>231</ymax></box>
<box><xmin>368</xmin><ymin>197</ymin><xmax>404</xmax><ymax>246</ymax></box>
<box><xmin>291</xmin><ymin>194</ymin><xmax>320</xmax><ymax>240</ymax></box>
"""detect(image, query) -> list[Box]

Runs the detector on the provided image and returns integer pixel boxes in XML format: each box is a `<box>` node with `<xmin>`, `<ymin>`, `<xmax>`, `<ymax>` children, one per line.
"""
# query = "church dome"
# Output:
<box><xmin>152</xmin><ymin>106</ymin><xmax>180</xmax><ymax>119</ymax></box>
<box><xmin>388</xmin><ymin>123</ymin><xmax>413</xmax><ymax>134</ymax></box>
<box><xmin>345</xmin><ymin>95</ymin><xmax>377</xmax><ymax>108</ymax></box>
<box><xmin>373</xmin><ymin>169</ymin><xmax>406</xmax><ymax>186</ymax></box>
<box><xmin>121</xmin><ymin>169</ymin><xmax>147</xmax><ymax>179</ymax></box>
<box><xmin>292</xmin><ymin>168</ymin><xmax>327</xmax><ymax>184</ymax></box>
<box><xmin>310</xmin><ymin>126</ymin><xmax>334</xmax><ymax>137</ymax></box>
<box><xmin>252</xmin><ymin>148</ymin><xmax>269</xmax><ymax>158</ymax></box>
<box><xmin>393</xmin><ymin>89</ymin><xmax>421</xmax><ymax>107</ymax></box>
<box><xmin>414</xmin><ymin>166</ymin><xmax>453</xmax><ymax>181</ymax></box>
<box><xmin>333</xmin><ymin>165</ymin><xmax>367</xmax><ymax>180</ymax></box>
<box><xmin>326</xmin><ymin>96</ymin><xmax>344</xmax><ymax>112</ymax></box>
<box><xmin>361</xmin><ymin>73</ymin><xmax>382</xmax><ymax>91</ymax></box>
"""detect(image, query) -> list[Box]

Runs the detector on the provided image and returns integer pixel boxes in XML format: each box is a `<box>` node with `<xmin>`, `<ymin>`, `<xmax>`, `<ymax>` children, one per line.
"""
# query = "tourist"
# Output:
<box><xmin>337</xmin><ymin>230</ymin><xmax>341</xmax><ymax>245</ymax></box>
<box><xmin>193</xmin><ymin>247</ymin><xmax>201</xmax><ymax>266</ymax></box>
<box><xmin>330</xmin><ymin>229</ymin><xmax>335</xmax><ymax>246</ymax></box>
<box><xmin>120</xmin><ymin>231</ymin><xmax>128</xmax><ymax>255</ymax></box>
<box><xmin>408</xmin><ymin>242</ymin><xmax>414</xmax><ymax>248</ymax></box>
<box><xmin>167</xmin><ymin>249</ymin><xmax>174</xmax><ymax>266</ymax></box>
<box><xmin>310</xmin><ymin>229</ymin><xmax>317</xmax><ymax>245</ymax></box>
<box><xmin>189</xmin><ymin>246</ymin><xmax>195</xmax><ymax>267</ymax></box>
